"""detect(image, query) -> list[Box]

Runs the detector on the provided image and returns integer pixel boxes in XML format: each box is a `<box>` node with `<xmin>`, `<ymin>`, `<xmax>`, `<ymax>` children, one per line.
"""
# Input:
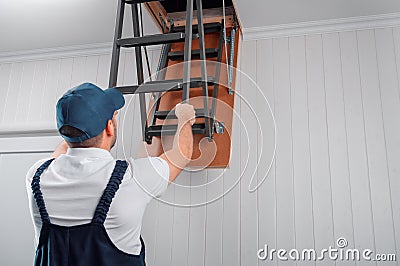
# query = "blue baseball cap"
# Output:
<box><xmin>56</xmin><ymin>82</ymin><xmax>125</xmax><ymax>143</ymax></box>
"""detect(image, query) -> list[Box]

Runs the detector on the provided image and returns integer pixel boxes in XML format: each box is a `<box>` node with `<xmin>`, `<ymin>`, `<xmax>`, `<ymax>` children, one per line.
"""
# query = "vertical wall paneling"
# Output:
<box><xmin>128</xmin><ymin>90</ymin><xmax>141</xmax><ymax>158</ymax></box>
<box><xmin>96</xmin><ymin>53</ymin><xmax>112</xmax><ymax>88</ymax></box>
<box><xmin>187</xmin><ymin>170</ymin><xmax>206</xmax><ymax>266</ymax></box>
<box><xmin>85</xmin><ymin>56</ymin><xmax>100</xmax><ymax>84</ymax></box>
<box><xmin>288</xmin><ymin>35</ymin><xmax>315</xmax><ymax>264</ymax></box>
<box><xmin>390</xmin><ymin>26</ymin><xmax>400</xmax><ymax>261</ymax></box>
<box><xmin>14</xmin><ymin>61</ymin><xmax>35</xmax><ymax>122</ymax></box>
<box><xmin>112</xmin><ymin>51</ymin><xmax>126</xmax><ymax>158</ymax></box>
<box><xmin>273</xmin><ymin>37</ymin><xmax>296</xmax><ymax>265</ymax></box>
<box><xmin>322</xmin><ymin>33</ymin><xmax>356</xmax><ymax>263</ymax></box>
<box><xmin>29</xmin><ymin>60</ymin><xmax>49</xmax><ymax>121</ymax></box>
<box><xmin>221</xmin><ymin>51</ymin><xmax>241</xmax><ymax>266</ymax></box>
<box><xmin>116</xmin><ymin>51</ymin><xmax>132</xmax><ymax>159</ymax></box>
<box><xmin>122</xmin><ymin>51</ymin><xmax>138</xmax><ymax>159</ymax></box>
<box><xmin>141</xmin><ymin>194</ymin><xmax>159</xmax><ymax>266</ymax></box>
<box><xmin>306</xmin><ymin>35</ymin><xmax>335</xmax><ymax>264</ymax></box>
<box><xmin>394</xmin><ymin>27</ymin><xmax>400</xmax><ymax>96</ymax></box>
<box><xmin>40</xmin><ymin>59</ymin><xmax>61</xmax><ymax>121</ymax></box>
<box><xmin>2</xmin><ymin>62</ymin><xmax>23</xmax><ymax>124</ymax></box>
<box><xmin>56</xmin><ymin>58</ymin><xmax>74</xmax><ymax>102</ymax></box>
<box><xmin>170</xmin><ymin>172</ymin><xmax>191</xmax><ymax>266</ymax></box>
<box><xmin>239</xmin><ymin>40</ymin><xmax>259</xmax><ymax>266</ymax></box>
<box><xmin>142</xmin><ymin>198</ymin><xmax>159</xmax><ymax>266</ymax></box>
<box><xmin>357</xmin><ymin>30</ymin><xmax>397</xmax><ymax>260</ymax></box>
<box><xmin>204</xmin><ymin>169</ymin><xmax>224</xmax><ymax>266</ymax></box>
<box><xmin>115</xmin><ymin>51</ymin><xmax>128</xmax><ymax>159</ymax></box>
<box><xmin>0</xmin><ymin>63</ymin><xmax>12</xmax><ymax>124</ymax></box>
<box><xmin>154</xmin><ymin>169</ymin><xmax>175</xmax><ymax>266</ymax></box>
<box><xmin>0</xmin><ymin>152</ymin><xmax>52</xmax><ymax>266</ymax></box>
<box><xmin>70</xmin><ymin>56</ymin><xmax>88</xmax><ymax>87</ymax></box>
<box><xmin>256</xmin><ymin>38</ymin><xmax>277</xmax><ymax>266</ymax></box>
<box><xmin>375</xmin><ymin>28</ymin><xmax>400</xmax><ymax>259</ymax></box>
<box><xmin>339</xmin><ymin>31</ymin><xmax>376</xmax><ymax>255</ymax></box>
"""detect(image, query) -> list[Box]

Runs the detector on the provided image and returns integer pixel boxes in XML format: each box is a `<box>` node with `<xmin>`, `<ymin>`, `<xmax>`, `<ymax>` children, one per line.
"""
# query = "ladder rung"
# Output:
<box><xmin>137</xmin><ymin>80</ymin><xmax>181</xmax><ymax>93</ymax></box>
<box><xmin>115</xmin><ymin>85</ymin><xmax>139</xmax><ymax>94</ymax></box>
<box><xmin>154</xmin><ymin>109</ymin><xmax>206</xmax><ymax>120</ymax></box>
<box><xmin>115</xmin><ymin>77</ymin><xmax>215</xmax><ymax>94</ymax></box>
<box><xmin>180</xmin><ymin>76</ymin><xmax>216</xmax><ymax>89</ymax></box>
<box><xmin>115</xmin><ymin>81</ymin><xmax>179</xmax><ymax>94</ymax></box>
<box><xmin>118</xmin><ymin>32</ymin><xmax>186</xmax><ymax>47</ymax></box>
<box><xmin>172</xmin><ymin>22</ymin><xmax>222</xmax><ymax>34</ymax></box>
<box><xmin>147</xmin><ymin>124</ymin><xmax>206</xmax><ymax>136</ymax></box>
<box><xmin>168</xmin><ymin>48</ymin><xmax>219</xmax><ymax>61</ymax></box>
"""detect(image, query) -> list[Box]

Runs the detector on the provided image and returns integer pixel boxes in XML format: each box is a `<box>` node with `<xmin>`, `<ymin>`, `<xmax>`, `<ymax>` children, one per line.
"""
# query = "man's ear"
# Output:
<box><xmin>105</xmin><ymin>120</ymin><xmax>115</xmax><ymax>136</ymax></box>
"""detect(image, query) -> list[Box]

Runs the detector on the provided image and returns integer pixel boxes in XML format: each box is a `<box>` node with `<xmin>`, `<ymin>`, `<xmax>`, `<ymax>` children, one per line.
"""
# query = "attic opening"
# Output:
<box><xmin>111</xmin><ymin>0</ymin><xmax>241</xmax><ymax>168</ymax></box>
<box><xmin>160</xmin><ymin>0</ymin><xmax>233</xmax><ymax>13</ymax></box>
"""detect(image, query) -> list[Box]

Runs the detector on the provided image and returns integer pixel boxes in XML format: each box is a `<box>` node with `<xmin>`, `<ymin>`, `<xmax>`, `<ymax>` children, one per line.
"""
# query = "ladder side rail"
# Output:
<box><xmin>209</xmin><ymin>20</ymin><xmax>225</xmax><ymax>135</ymax></box>
<box><xmin>182</xmin><ymin>0</ymin><xmax>194</xmax><ymax>102</ymax></box>
<box><xmin>195</xmin><ymin>0</ymin><xmax>211</xmax><ymax>139</ymax></box>
<box><xmin>131</xmin><ymin>3</ymin><xmax>148</xmax><ymax>142</ymax></box>
<box><xmin>109</xmin><ymin>0</ymin><xmax>125</xmax><ymax>87</ymax></box>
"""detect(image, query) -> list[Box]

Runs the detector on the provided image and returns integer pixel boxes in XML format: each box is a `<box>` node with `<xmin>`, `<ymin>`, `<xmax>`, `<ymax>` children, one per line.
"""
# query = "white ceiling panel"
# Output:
<box><xmin>0</xmin><ymin>0</ymin><xmax>158</xmax><ymax>53</ymax></box>
<box><xmin>234</xmin><ymin>0</ymin><xmax>400</xmax><ymax>28</ymax></box>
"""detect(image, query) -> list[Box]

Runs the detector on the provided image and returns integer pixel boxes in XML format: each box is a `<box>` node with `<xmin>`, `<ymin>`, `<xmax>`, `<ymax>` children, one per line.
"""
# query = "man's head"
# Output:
<box><xmin>56</xmin><ymin>83</ymin><xmax>125</xmax><ymax>150</ymax></box>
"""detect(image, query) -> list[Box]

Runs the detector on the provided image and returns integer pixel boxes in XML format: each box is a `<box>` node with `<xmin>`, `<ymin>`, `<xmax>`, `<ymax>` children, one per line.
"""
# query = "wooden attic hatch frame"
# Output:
<box><xmin>109</xmin><ymin>0</ymin><xmax>240</xmax><ymax>168</ymax></box>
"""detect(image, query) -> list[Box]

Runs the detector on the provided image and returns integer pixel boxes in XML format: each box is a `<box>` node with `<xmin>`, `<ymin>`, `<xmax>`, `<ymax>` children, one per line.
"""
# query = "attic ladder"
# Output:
<box><xmin>109</xmin><ymin>0</ymin><xmax>224</xmax><ymax>144</ymax></box>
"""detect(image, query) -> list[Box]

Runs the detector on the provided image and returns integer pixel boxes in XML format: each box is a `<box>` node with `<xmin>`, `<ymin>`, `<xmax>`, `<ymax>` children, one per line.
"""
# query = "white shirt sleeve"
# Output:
<box><xmin>128</xmin><ymin>157</ymin><xmax>169</xmax><ymax>199</ymax></box>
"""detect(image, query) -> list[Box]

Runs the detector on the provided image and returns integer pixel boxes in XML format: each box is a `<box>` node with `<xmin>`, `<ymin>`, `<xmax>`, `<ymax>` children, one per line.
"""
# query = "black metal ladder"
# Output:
<box><xmin>109</xmin><ymin>0</ymin><xmax>225</xmax><ymax>144</ymax></box>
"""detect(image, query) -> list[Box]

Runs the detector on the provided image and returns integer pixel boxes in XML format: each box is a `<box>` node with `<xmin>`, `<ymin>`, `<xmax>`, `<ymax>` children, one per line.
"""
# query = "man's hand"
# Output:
<box><xmin>175</xmin><ymin>103</ymin><xmax>195</xmax><ymax>126</ymax></box>
<box><xmin>159</xmin><ymin>103</ymin><xmax>195</xmax><ymax>183</ymax></box>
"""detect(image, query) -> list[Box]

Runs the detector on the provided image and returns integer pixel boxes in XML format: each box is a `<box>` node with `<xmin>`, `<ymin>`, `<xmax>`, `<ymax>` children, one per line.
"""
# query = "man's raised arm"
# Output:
<box><xmin>159</xmin><ymin>103</ymin><xmax>195</xmax><ymax>183</ymax></box>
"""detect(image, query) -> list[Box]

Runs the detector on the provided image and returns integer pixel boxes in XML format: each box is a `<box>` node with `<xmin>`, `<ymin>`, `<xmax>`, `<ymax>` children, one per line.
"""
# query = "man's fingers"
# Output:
<box><xmin>175</xmin><ymin>103</ymin><xmax>195</xmax><ymax>125</ymax></box>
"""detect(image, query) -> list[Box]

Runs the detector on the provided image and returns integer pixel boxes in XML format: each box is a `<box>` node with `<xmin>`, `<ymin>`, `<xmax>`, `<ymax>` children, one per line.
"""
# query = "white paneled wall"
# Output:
<box><xmin>1</xmin><ymin>27</ymin><xmax>400</xmax><ymax>266</ymax></box>
<box><xmin>0</xmin><ymin>152</ymin><xmax>52</xmax><ymax>266</ymax></box>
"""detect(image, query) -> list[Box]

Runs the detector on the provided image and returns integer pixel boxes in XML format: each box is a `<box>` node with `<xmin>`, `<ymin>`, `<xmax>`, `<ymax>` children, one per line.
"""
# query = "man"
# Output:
<box><xmin>26</xmin><ymin>82</ymin><xmax>195</xmax><ymax>266</ymax></box>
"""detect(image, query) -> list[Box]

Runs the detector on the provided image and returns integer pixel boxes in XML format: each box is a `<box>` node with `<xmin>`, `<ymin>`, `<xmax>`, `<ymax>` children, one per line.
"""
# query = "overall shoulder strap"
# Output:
<box><xmin>92</xmin><ymin>160</ymin><xmax>128</xmax><ymax>224</ymax></box>
<box><xmin>31</xmin><ymin>158</ymin><xmax>55</xmax><ymax>224</ymax></box>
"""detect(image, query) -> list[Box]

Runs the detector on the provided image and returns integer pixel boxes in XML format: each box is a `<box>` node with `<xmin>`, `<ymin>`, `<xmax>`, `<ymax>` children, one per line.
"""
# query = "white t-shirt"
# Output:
<box><xmin>25</xmin><ymin>148</ymin><xmax>169</xmax><ymax>255</ymax></box>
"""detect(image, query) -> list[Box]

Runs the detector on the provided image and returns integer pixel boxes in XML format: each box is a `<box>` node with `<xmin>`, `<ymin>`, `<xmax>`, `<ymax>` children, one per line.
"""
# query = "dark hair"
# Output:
<box><xmin>60</xmin><ymin>126</ymin><xmax>103</xmax><ymax>148</ymax></box>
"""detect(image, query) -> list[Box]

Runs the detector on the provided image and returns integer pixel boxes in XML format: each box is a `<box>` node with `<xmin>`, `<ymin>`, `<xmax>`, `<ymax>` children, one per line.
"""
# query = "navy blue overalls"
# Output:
<box><xmin>31</xmin><ymin>159</ymin><xmax>146</xmax><ymax>266</ymax></box>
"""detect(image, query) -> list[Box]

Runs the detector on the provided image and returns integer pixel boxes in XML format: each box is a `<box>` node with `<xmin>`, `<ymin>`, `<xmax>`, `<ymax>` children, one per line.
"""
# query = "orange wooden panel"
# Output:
<box><xmin>145</xmin><ymin>26</ymin><xmax>240</xmax><ymax>168</ymax></box>
<box><xmin>144</xmin><ymin>3</ymin><xmax>235</xmax><ymax>31</ymax></box>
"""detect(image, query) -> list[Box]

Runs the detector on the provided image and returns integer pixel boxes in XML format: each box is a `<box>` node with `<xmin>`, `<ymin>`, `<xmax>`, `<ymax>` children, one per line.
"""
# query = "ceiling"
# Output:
<box><xmin>1</xmin><ymin>0</ymin><xmax>400</xmax><ymax>53</ymax></box>
<box><xmin>235</xmin><ymin>0</ymin><xmax>400</xmax><ymax>28</ymax></box>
